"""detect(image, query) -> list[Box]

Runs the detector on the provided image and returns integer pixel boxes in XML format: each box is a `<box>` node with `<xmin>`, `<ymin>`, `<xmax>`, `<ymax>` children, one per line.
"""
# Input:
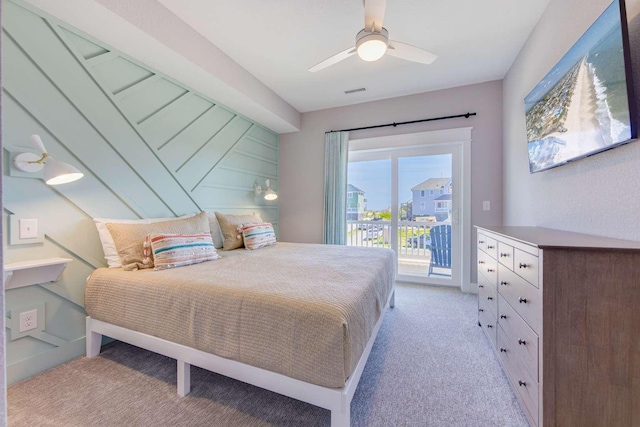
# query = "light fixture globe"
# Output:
<box><xmin>355</xmin><ymin>28</ymin><xmax>389</xmax><ymax>62</ymax></box>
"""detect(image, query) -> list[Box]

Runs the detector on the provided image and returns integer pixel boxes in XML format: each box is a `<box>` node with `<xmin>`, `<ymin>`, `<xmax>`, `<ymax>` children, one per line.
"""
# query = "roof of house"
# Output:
<box><xmin>434</xmin><ymin>194</ymin><xmax>452</xmax><ymax>201</ymax></box>
<box><xmin>411</xmin><ymin>178</ymin><xmax>451</xmax><ymax>191</ymax></box>
<box><xmin>347</xmin><ymin>184</ymin><xmax>364</xmax><ymax>193</ymax></box>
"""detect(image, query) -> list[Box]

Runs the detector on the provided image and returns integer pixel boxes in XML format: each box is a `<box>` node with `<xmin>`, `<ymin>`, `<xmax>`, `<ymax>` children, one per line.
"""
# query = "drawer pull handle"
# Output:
<box><xmin>487</xmin><ymin>297</ymin><xmax>493</xmax><ymax>301</ymax></box>
<box><xmin>479</xmin><ymin>240</ymin><xmax>485</xmax><ymax>244</ymax></box>
<box><xmin>500</xmin><ymin>315</ymin><xmax>507</xmax><ymax>319</ymax></box>
<box><xmin>479</xmin><ymin>309</ymin><xmax>484</xmax><ymax>312</ymax></box>
<box><xmin>487</xmin><ymin>245</ymin><xmax>495</xmax><ymax>249</ymax></box>
<box><xmin>487</xmin><ymin>268</ymin><xmax>495</xmax><ymax>273</ymax></box>
<box><xmin>500</xmin><ymin>281</ymin><xmax>508</xmax><ymax>286</ymax></box>
<box><xmin>487</xmin><ymin>324</ymin><xmax>493</xmax><ymax>328</ymax></box>
<box><xmin>500</xmin><ymin>347</ymin><xmax>507</xmax><ymax>353</ymax></box>
<box><xmin>519</xmin><ymin>263</ymin><xmax>528</xmax><ymax>269</ymax></box>
<box><xmin>518</xmin><ymin>297</ymin><xmax>528</xmax><ymax>304</ymax></box>
<box><xmin>518</xmin><ymin>339</ymin><xmax>527</xmax><ymax>345</ymax></box>
<box><xmin>518</xmin><ymin>380</ymin><xmax>527</xmax><ymax>387</ymax></box>
<box><xmin>479</xmin><ymin>284</ymin><xmax>484</xmax><ymax>288</ymax></box>
<box><xmin>500</xmin><ymin>253</ymin><xmax>510</xmax><ymax>257</ymax></box>
<box><xmin>479</xmin><ymin>261</ymin><xmax>485</xmax><ymax>264</ymax></box>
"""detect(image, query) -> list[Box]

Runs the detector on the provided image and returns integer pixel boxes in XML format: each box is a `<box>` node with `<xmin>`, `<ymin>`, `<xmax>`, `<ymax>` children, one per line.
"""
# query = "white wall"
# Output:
<box><xmin>503</xmin><ymin>0</ymin><xmax>640</xmax><ymax>241</ymax></box>
<box><xmin>279</xmin><ymin>80</ymin><xmax>504</xmax><ymax>281</ymax></box>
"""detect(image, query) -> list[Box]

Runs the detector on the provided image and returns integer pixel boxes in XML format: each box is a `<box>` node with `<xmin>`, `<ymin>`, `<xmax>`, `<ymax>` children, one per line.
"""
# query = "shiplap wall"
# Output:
<box><xmin>2</xmin><ymin>0</ymin><xmax>278</xmax><ymax>384</ymax></box>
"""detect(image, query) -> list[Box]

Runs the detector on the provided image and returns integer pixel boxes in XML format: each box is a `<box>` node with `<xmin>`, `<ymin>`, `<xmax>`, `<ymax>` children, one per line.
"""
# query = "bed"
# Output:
<box><xmin>85</xmin><ymin>242</ymin><xmax>396</xmax><ymax>426</ymax></box>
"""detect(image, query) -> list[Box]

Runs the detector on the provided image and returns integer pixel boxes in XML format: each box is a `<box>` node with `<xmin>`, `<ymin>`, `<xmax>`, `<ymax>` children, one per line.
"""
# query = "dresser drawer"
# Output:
<box><xmin>498</xmin><ymin>294</ymin><xmax>539</xmax><ymax>380</ymax></box>
<box><xmin>478</xmin><ymin>250</ymin><xmax>498</xmax><ymax>286</ymax></box>
<box><xmin>479</xmin><ymin>307</ymin><xmax>497</xmax><ymax>349</ymax></box>
<box><xmin>485</xmin><ymin>236</ymin><xmax>498</xmax><ymax>260</ymax></box>
<box><xmin>514</xmin><ymin>248</ymin><xmax>539</xmax><ymax>288</ymax></box>
<box><xmin>497</xmin><ymin>326</ymin><xmax>539</xmax><ymax>426</ymax></box>
<box><xmin>478</xmin><ymin>233</ymin><xmax>488</xmax><ymax>253</ymax></box>
<box><xmin>478</xmin><ymin>276</ymin><xmax>497</xmax><ymax>318</ymax></box>
<box><xmin>498</xmin><ymin>264</ymin><xmax>542</xmax><ymax>333</ymax></box>
<box><xmin>497</xmin><ymin>241</ymin><xmax>514</xmax><ymax>270</ymax></box>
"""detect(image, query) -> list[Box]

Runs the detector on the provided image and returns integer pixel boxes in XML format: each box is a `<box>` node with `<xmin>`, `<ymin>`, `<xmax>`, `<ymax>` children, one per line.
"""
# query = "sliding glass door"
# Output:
<box><xmin>347</xmin><ymin>143</ymin><xmax>462</xmax><ymax>287</ymax></box>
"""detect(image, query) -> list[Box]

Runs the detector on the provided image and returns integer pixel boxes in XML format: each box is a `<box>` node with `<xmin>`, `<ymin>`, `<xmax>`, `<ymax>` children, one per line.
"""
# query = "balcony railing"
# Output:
<box><xmin>346</xmin><ymin>220</ymin><xmax>452</xmax><ymax>278</ymax></box>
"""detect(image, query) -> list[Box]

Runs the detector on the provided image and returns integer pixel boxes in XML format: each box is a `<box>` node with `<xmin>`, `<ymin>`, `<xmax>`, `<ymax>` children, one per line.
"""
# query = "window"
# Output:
<box><xmin>437</xmin><ymin>202</ymin><xmax>443</xmax><ymax>208</ymax></box>
<box><xmin>420</xmin><ymin>202</ymin><xmax>425</xmax><ymax>209</ymax></box>
<box><xmin>430</xmin><ymin>190</ymin><xmax>434</xmax><ymax>195</ymax></box>
<box><xmin>347</xmin><ymin>192</ymin><xmax>353</xmax><ymax>199</ymax></box>
<box><xmin>421</xmin><ymin>190</ymin><xmax>425</xmax><ymax>197</ymax></box>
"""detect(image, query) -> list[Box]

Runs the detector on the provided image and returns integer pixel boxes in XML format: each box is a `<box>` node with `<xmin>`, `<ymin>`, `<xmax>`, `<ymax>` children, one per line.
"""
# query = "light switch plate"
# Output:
<box><xmin>482</xmin><ymin>201</ymin><xmax>491</xmax><ymax>211</ymax></box>
<box><xmin>9</xmin><ymin>215</ymin><xmax>45</xmax><ymax>245</ymax></box>
<box><xmin>19</xmin><ymin>218</ymin><xmax>38</xmax><ymax>239</ymax></box>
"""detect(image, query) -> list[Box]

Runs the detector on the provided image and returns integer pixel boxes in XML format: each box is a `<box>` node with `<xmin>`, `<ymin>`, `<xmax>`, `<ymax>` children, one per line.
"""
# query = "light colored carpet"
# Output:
<box><xmin>8</xmin><ymin>284</ymin><xmax>529</xmax><ymax>426</ymax></box>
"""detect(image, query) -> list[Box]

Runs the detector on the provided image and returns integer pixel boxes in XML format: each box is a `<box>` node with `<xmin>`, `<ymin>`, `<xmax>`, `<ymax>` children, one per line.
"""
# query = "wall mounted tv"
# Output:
<box><xmin>525</xmin><ymin>0</ymin><xmax>637</xmax><ymax>173</ymax></box>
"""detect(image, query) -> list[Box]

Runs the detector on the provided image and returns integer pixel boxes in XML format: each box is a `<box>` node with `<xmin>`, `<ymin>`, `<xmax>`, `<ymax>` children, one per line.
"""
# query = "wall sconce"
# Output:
<box><xmin>13</xmin><ymin>135</ymin><xmax>84</xmax><ymax>185</ymax></box>
<box><xmin>254</xmin><ymin>179</ymin><xmax>278</xmax><ymax>201</ymax></box>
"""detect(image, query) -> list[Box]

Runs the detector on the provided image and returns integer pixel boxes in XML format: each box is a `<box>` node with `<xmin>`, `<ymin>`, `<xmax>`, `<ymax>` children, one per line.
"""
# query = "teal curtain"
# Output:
<box><xmin>323</xmin><ymin>131</ymin><xmax>349</xmax><ymax>245</ymax></box>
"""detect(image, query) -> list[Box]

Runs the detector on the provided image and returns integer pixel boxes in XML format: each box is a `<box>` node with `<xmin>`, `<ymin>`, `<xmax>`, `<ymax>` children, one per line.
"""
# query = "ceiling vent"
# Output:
<box><xmin>345</xmin><ymin>87</ymin><xmax>366</xmax><ymax>95</ymax></box>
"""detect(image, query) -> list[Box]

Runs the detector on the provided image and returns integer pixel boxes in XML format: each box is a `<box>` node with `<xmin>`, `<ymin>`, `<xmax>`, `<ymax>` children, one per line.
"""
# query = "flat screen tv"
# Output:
<box><xmin>525</xmin><ymin>0</ymin><xmax>637</xmax><ymax>173</ymax></box>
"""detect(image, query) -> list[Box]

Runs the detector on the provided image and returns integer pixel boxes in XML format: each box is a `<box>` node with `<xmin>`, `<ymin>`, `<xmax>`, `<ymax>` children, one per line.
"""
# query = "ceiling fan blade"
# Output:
<box><xmin>364</xmin><ymin>0</ymin><xmax>386</xmax><ymax>32</ymax></box>
<box><xmin>308</xmin><ymin>47</ymin><xmax>356</xmax><ymax>72</ymax></box>
<box><xmin>387</xmin><ymin>41</ymin><xmax>437</xmax><ymax>64</ymax></box>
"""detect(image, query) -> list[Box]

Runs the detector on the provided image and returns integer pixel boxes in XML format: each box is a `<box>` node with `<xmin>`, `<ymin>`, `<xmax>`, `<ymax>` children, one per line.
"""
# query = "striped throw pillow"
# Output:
<box><xmin>147</xmin><ymin>233</ymin><xmax>220</xmax><ymax>270</ymax></box>
<box><xmin>241</xmin><ymin>223</ymin><xmax>276</xmax><ymax>250</ymax></box>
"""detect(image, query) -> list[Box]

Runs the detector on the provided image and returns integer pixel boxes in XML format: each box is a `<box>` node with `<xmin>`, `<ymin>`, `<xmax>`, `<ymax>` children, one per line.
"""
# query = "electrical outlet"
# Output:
<box><xmin>19</xmin><ymin>309</ymin><xmax>38</xmax><ymax>333</ymax></box>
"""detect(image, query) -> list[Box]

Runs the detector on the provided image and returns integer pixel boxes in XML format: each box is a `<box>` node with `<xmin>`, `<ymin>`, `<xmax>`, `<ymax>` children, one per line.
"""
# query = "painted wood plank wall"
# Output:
<box><xmin>2</xmin><ymin>0</ymin><xmax>278</xmax><ymax>384</ymax></box>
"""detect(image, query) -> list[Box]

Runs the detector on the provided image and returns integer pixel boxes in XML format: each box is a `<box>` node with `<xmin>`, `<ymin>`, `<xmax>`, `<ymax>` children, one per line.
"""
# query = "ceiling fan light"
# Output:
<box><xmin>357</xmin><ymin>39</ymin><xmax>387</xmax><ymax>61</ymax></box>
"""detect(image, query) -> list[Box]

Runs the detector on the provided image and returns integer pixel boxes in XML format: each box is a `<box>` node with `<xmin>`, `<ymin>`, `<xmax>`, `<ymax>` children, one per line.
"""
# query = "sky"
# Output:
<box><xmin>348</xmin><ymin>154</ymin><xmax>452</xmax><ymax>211</ymax></box>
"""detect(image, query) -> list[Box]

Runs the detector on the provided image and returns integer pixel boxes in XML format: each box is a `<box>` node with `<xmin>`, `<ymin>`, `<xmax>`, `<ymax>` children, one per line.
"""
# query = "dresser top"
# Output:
<box><xmin>476</xmin><ymin>226</ymin><xmax>640</xmax><ymax>251</ymax></box>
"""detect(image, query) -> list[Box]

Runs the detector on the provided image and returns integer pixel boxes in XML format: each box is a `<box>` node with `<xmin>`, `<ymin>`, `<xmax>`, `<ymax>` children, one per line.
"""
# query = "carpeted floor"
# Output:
<box><xmin>8</xmin><ymin>284</ymin><xmax>529</xmax><ymax>426</ymax></box>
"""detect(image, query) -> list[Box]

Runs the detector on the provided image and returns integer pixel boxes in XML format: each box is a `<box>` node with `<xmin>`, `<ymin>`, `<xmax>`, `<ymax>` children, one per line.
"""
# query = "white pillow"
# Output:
<box><xmin>94</xmin><ymin>214</ymin><xmax>196</xmax><ymax>268</ymax></box>
<box><xmin>205</xmin><ymin>212</ymin><xmax>224</xmax><ymax>249</ymax></box>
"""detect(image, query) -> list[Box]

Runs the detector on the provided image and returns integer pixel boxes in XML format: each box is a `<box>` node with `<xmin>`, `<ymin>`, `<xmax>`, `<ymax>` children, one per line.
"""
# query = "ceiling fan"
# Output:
<box><xmin>308</xmin><ymin>0</ymin><xmax>437</xmax><ymax>72</ymax></box>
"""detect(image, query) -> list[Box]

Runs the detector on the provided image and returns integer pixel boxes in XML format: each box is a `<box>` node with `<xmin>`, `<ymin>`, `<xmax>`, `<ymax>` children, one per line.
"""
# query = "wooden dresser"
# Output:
<box><xmin>476</xmin><ymin>226</ymin><xmax>640</xmax><ymax>427</ymax></box>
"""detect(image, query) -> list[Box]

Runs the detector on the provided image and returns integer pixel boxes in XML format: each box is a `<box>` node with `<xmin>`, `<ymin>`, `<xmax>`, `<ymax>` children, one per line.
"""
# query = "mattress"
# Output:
<box><xmin>84</xmin><ymin>242</ymin><xmax>395</xmax><ymax>388</ymax></box>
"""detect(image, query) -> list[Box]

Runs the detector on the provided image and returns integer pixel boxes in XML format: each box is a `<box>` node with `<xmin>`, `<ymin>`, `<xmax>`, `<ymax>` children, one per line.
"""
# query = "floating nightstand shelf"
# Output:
<box><xmin>4</xmin><ymin>257</ymin><xmax>72</xmax><ymax>290</ymax></box>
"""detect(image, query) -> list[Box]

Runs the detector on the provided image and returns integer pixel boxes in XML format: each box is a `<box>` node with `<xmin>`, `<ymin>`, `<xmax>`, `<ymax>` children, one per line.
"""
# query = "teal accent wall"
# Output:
<box><xmin>2</xmin><ymin>0</ymin><xmax>278</xmax><ymax>384</ymax></box>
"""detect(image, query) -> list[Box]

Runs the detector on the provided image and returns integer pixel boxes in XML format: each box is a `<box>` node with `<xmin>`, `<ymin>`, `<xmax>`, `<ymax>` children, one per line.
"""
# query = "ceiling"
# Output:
<box><xmin>158</xmin><ymin>0</ymin><xmax>552</xmax><ymax>113</ymax></box>
<box><xmin>23</xmin><ymin>0</ymin><xmax>551</xmax><ymax>132</ymax></box>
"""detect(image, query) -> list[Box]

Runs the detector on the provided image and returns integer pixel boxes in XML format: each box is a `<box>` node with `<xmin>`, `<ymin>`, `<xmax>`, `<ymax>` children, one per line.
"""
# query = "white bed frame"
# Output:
<box><xmin>86</xmin><ymin>287</ymin><xmax>395</xmax><ymax>427</ymax></box>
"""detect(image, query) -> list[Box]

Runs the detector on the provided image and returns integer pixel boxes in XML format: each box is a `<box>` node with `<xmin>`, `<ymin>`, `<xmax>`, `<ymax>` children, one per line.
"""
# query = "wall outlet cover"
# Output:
<box><xmin>19</xmin><ymin>309</ymin><xmax>38</xmax><ymax>333</ymax></box>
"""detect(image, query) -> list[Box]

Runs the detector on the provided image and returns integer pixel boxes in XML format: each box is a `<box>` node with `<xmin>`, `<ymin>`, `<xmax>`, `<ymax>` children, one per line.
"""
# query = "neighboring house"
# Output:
<box><xmin>433</xmin><ymin>194</ymin><xmax>452</xmax><ymax>222</ymax></box>
<box><xmin>347</xmin><ymin>184</ymin><xmax>367</xmax><ymax>220</ymax></box>
<box><xmin>410</xmin><ymin>178</ymin><xmax>452</xmax><ymax>217</ymax></box>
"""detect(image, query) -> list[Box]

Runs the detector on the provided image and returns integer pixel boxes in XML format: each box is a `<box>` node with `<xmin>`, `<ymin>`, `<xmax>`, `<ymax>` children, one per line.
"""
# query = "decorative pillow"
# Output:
<box><xmin>205</xmin><ymin>212</ymin><xmax>224</xmax><ymax>249</ymax></box>
<box><xmin>106</xmin><ymin>212</ymin><xmax>210</xmax><ymax>270</ymax></box>
<box><xmin>242</xmin><ymin>223</ymin><xmax>276</xmax><ymax>250</ymax></box>
<box><xmin>94</xmin><ymin>213</ymin><xmax>196</xmax><ymax>268</ymax></box>
<box><xmin>147</xmin><ymin>232</ymin><xmax>220</xmax><ymax>270</ymax></box>
<box><xmin>214</xmin><ymin>212</ymin><xmax>263</xmax><ymax>250</ymax></box>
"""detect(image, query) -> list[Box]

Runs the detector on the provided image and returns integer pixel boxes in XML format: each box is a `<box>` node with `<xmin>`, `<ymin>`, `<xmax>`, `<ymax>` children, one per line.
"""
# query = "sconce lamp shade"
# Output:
<box><xmin>43</xmin><ymin>157</ymin><xmax>84</xmax><ymax>185</ymax></box>
<box><xmin>254</xmin><ymin>179</ymin><xmax>278</xmax><ymax>200</ymax></box>
<box><xmin>264</xmin><ymin>188</ymin><xmax>278</xmax><ymax>201</ymax></box>
<box><xmin>12</xmin><ymin>134</ymin><xmax>84</xmax><ymax>186</ymax></box>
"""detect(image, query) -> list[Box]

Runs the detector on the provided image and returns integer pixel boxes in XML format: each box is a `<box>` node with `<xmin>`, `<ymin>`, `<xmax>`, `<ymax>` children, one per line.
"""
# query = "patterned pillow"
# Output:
<box><xmin>106</xmin><ymin>211</ymin><xmax>210</xmax><ymax>270</ymax></box>
<box><xmin>214</xmin><ymin>212</ymin><xmax>263</xmax><ymax>250</ymax></box>
<box><xmin>241</xmin><ymin>223</ymin><xmax>276</xmax><ymax>250</ymax></box>
<box><xmin>148</xmin><ymin>233</ymin><xmax>220</xmax><ymax>270</ymax></box>
<box><xmin>94</xmin><ymin>213</ymin><xmax>196</xmax><ymax>268</ymax></box>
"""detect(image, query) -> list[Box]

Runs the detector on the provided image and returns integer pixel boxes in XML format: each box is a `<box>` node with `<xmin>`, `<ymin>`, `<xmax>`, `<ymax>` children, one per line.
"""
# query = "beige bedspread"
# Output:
<box><xmin>85</xmin><ymin>242</ymin><xmax>395</xmax><ymax>388</ymax></box>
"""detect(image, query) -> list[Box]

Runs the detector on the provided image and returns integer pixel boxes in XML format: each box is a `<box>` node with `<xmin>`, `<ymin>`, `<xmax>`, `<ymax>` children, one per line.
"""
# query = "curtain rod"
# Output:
<box><xmin>326</xmin><ymin>112</ymin><xmax>477</xmax><ymax>133</ymax></box>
